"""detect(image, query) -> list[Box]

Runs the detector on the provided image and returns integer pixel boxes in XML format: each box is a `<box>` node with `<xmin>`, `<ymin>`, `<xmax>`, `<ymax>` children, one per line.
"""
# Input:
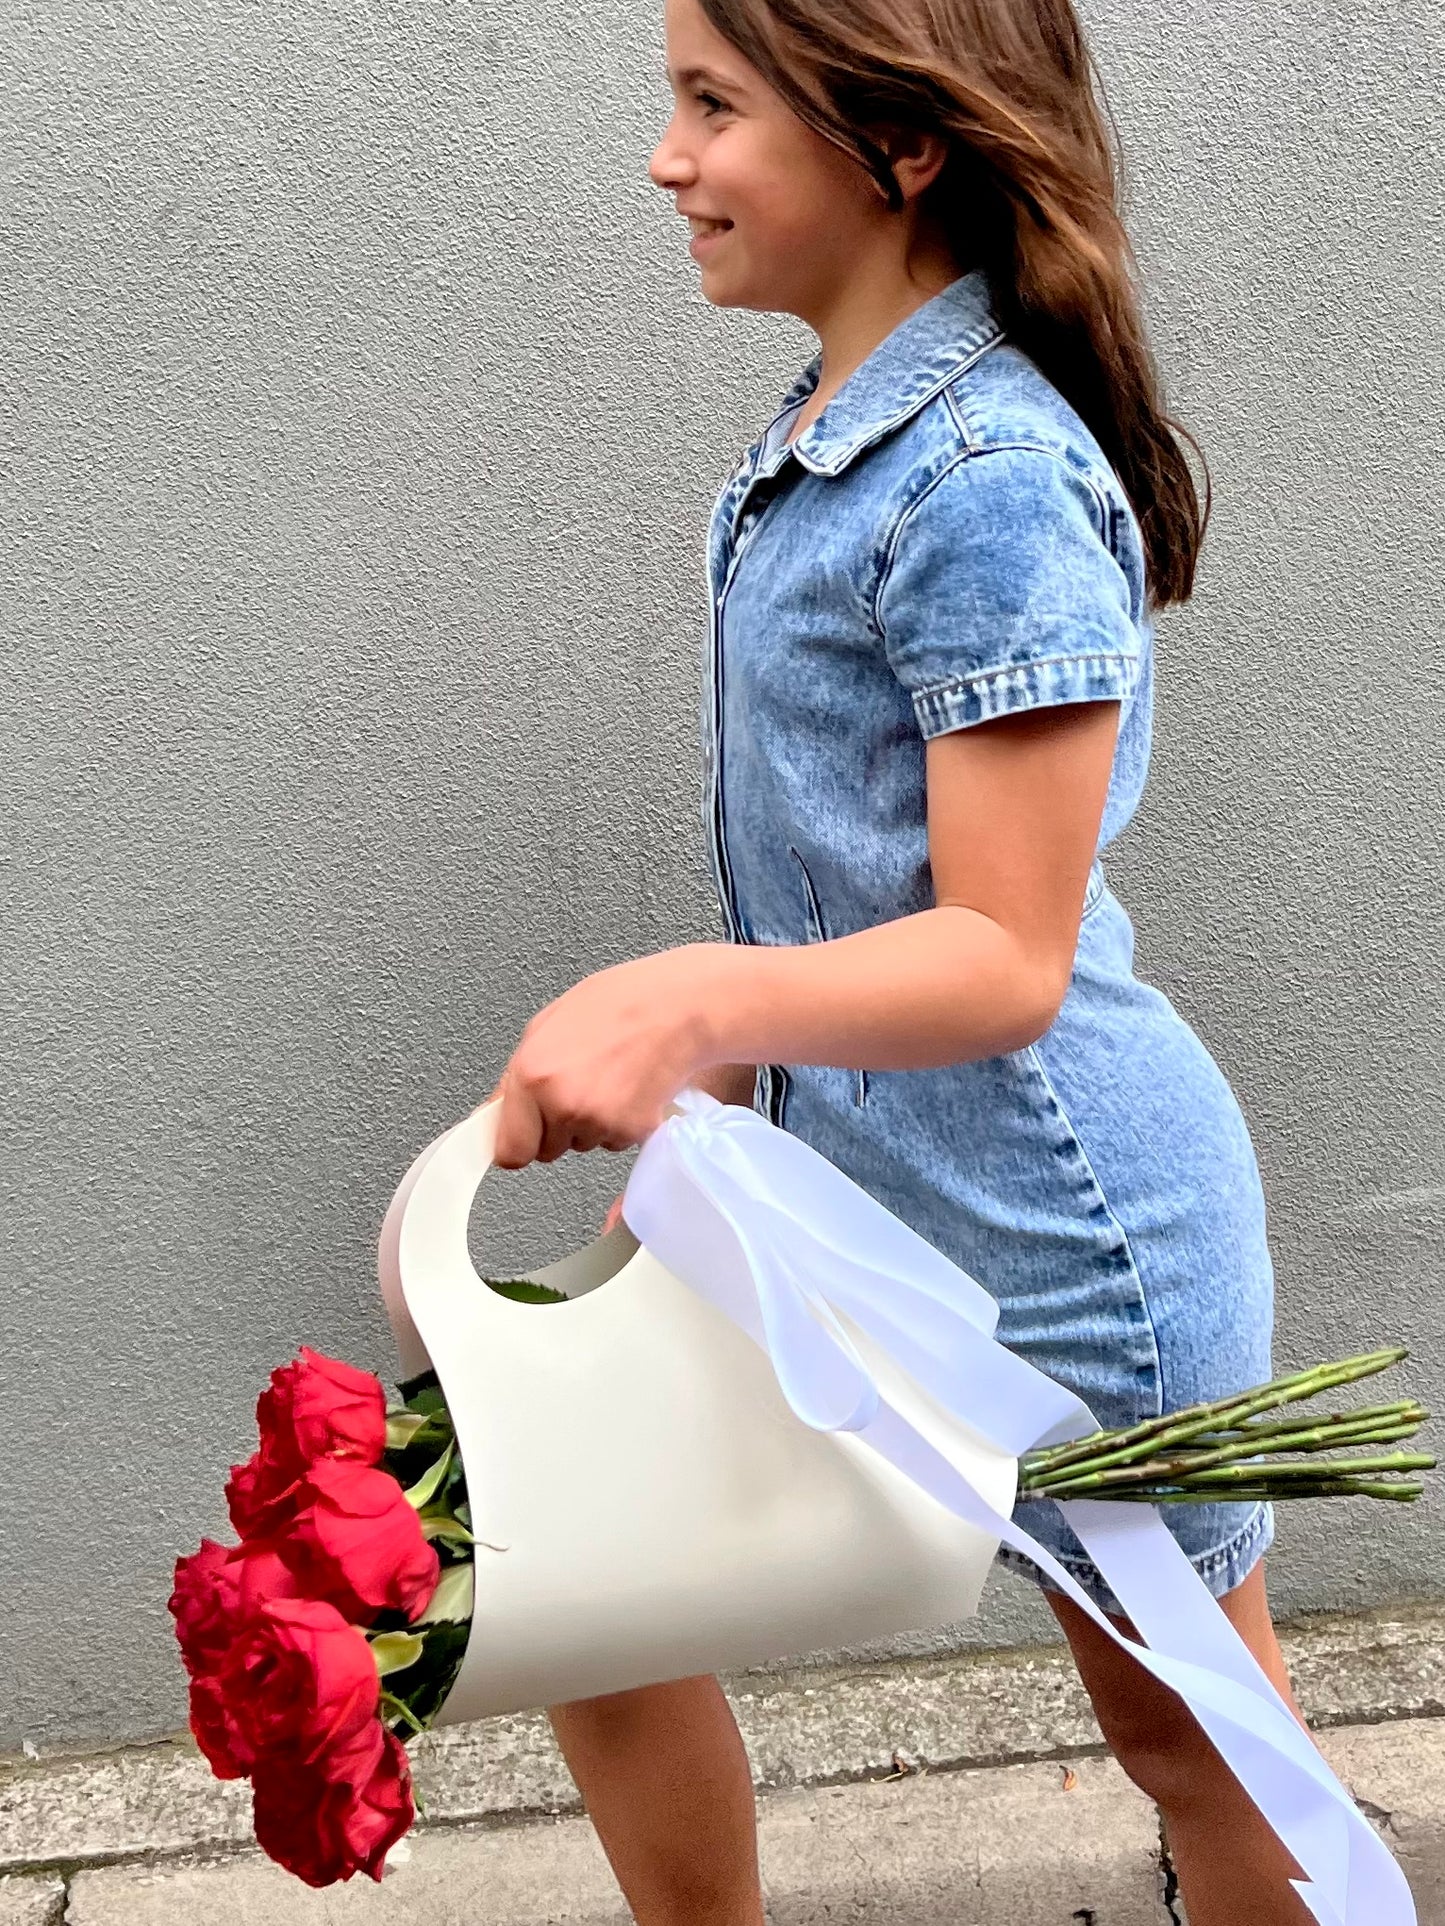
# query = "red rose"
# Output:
<box><xmin>225</xmin><ymin>1449</ymin><xmax>302</xmax><ymax>1539</ymax></box>
<box><xmin>169</xmin><ymin>1540</ymin><xmax>303</xmax><ymax>1680</ymax></box>
<box><xmin>257</xmin><ymin>1348</ymin><xmax>386</xmax><ymax>1476</ymax></box>
<box><xmin>276</xmin><ymin>1459</ymin><xmax>439</xmax><ymax>1623</ymax></box>
<box><xmin>187</xmin><ymin>1670</ymin><xmax>252</xmax><ymax>1780</ymax></box>
<box><xmin>227</xmin><ymin>1350</ymin><xmax>386</xmax><ymax>1539</ymax></box>
<box><xmin>168</xmin><ymin>1540</ymin><xmax>243</xmax><ymax>1679</ymax></box>
<box><xmin>232</xmin><ymin>1543</ymin><xmax>304</xmax><ymax>1617</ymax></box>
<box><xmin>252</xmin><ymin>1718</ymin><xmax>414</xmax><ymax>1887</ymax></box>
<box><xmin>219</xmin><ymin>1597</ymin><xmax>380</xmax><ymax>1768</ymax></box>
<box><xmin>172</xmin><ymin>1545</ymin><xmax>312</xmax><ymax>1780</ymax></box>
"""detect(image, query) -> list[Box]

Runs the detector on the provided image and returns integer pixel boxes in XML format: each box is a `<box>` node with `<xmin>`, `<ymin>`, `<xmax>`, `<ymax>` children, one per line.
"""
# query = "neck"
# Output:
<box><xmin>798</xmin><ymin>236</ymin><xmax>967</xmax><ymax>412</ymax></box>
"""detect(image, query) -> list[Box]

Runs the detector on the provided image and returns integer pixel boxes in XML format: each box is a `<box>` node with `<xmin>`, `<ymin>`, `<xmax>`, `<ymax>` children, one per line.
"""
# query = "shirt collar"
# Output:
<box><xmin>757</xmin><ymin>267</ymin><xmax>1003</xmax><ymax>479</ymax></box>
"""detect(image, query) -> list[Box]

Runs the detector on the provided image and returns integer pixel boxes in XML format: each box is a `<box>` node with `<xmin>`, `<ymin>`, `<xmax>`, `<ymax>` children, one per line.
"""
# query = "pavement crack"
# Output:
<box><xmin>1353</xmin><ymin>1791</ymin><xmax>1398</xmax><ymax>1835</ymax></box>
<box><xmin>1158</xmin><ymin>1812</ymin><xmax>1185</xmax><ymax>1924</ymax></box>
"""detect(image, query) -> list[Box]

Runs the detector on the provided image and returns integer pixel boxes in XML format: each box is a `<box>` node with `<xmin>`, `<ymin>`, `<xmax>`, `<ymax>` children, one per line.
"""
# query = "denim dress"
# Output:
<box><xmin>701</xmin><ymin>268</ymin><xmax>1274</xmax><ymax>1614</ymax></box>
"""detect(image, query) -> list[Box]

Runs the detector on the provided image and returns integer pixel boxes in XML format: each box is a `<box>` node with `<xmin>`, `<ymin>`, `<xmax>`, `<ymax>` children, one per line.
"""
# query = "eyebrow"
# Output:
<box><xmin>665</xmin><ymin>62</ymin><xmax>747</xmax><ymax>94</ymax></box>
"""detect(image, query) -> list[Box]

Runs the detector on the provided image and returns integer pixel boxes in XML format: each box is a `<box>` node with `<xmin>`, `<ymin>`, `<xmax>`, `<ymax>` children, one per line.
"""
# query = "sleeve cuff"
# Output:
<box><xmin>910</xmin><ymin>647</ymin><xmax>1141</xmax><ymax>739</ymax></box>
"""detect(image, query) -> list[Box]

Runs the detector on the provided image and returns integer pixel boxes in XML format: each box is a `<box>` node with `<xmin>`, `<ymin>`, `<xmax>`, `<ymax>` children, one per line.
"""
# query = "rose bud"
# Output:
<box><xmin>256</xmin><ymin>1349</ymin><xmax>387</xmax><ymax>1477</ymax></box>
<box><xmin>219</xmin><ymin>1597</ymin><xmax>381</xmax><ymax>1769</ymax></box>
<box><xmin>252</xmin><ymin>1718</ymin><xmax>415</xmax><ymax>1887</ymax></box>
<box><xmin>276</xmin><ymin>1459</ymin><xmax>439</xmax><ymax>1624</ymax></box>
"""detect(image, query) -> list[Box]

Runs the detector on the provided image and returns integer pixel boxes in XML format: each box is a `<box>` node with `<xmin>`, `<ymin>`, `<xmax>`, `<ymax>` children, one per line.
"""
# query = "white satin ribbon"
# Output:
<box><xmin>622</xmin><ymin>1088</ymin><xmax>1415</xmax><ymax>1926</ymax></box>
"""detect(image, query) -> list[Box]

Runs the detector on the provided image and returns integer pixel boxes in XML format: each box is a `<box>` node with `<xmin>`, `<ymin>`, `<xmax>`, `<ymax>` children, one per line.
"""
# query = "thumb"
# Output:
<box><xmin>473</xmin><ymin>1072</ymin><xmax>507</xmax><ymax>1117</ymax></box>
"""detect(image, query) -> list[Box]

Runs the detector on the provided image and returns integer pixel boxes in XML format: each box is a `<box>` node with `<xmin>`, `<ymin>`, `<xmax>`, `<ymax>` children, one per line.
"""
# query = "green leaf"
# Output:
<box><xmin>421</xmin><ymin>1515</ymin><xmax>477</xmax><ymax>1546</ymax></box>
<box><xmin>405</xmin><ymin>1385</ymin><xmax>449</xmax><ymax>1419</ymax></box>
<box><xmin>404</xmin><ymin>1442</ymin><xmax>455</xmax><ymax>1512</ymax></box>
<box><xmin>370</xmin><ymin>1631</ymin><xmax>427</xmax><ymax>1678</ymax></box>
<box><xmin>412</xmin><ymin>1562</ymin><xmax>474</xmax><ymax>1625</ymax></box>
<box><xmin>380</xmin><ymin>1618</ymin><xmax>472</xmax><ymax>1735</ymax></box>
<box><xmin>484</xmin><ymin>1276</ymin><xmax>569</xmax><ymax>1305</ymax></box>
<box><xmin>385</xmin><ymin>1411</ymin><xmax>434</xmax><ymax>1451</ymax></box>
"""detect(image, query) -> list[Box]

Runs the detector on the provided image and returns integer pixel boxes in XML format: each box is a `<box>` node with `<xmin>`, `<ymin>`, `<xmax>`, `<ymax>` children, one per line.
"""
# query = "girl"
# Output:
<box><xmin>485</xmin><ymin>0</ymin><xmax>1315</xmax><ymax>1919</ymax></box>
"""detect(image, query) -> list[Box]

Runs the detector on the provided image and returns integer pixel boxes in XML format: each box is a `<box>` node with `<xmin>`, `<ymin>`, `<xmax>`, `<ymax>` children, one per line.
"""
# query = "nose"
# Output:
<box><xmin>648</xmin><ymin>111</ymin><xmax>696</xmax><ymax>192</ymax></box>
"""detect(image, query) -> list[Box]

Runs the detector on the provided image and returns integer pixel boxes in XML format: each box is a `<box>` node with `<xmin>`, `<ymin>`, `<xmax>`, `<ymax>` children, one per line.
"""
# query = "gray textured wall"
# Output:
<box><xmin>3</xmin><ymin>0</ymin><xmax>1440</xmax><ymax>1755</ymax></box>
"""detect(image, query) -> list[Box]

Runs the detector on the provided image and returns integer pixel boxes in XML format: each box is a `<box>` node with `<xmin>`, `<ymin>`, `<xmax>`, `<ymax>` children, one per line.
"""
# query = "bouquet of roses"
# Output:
<box><xmin>167</xmin><ymin>1344</ymin><xmax>479</xmax><ymax>1888</ymax></box>
<box><xmin>171</xmin><ymin>1290</ymin><xmax>1434</xmax><ymax>1890</ymax></box>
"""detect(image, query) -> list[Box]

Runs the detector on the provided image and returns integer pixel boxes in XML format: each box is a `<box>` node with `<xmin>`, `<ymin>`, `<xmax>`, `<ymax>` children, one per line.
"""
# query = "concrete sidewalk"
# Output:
<box><xmin>7</xmin><ymin>1720</ymin><xmax>1440</xmax><ymax>1925</ymax></box>
<box><xmin>3</xmin><ymin>1604</ymin><xmax>1443</xmax><ymax>1923</ymax></box>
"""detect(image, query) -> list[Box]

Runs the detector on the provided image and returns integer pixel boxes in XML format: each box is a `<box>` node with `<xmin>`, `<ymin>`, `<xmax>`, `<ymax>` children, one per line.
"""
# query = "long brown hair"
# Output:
<box><xmin>697</xmin><ymin>0</ymin><xmax>1209</xmax><ymax>607</ymax></box>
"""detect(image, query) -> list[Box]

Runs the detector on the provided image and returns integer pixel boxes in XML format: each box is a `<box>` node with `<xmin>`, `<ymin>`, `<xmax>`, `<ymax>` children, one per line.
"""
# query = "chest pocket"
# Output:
<box><xmin>788</xmin><ymin>844</ymin><xmax>869</xmax><ymax>1110</ymax></box>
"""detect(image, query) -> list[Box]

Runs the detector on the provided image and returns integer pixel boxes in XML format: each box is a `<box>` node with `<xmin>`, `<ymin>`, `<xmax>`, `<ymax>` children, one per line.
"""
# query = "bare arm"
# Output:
<box><xmin>493</xmin><ymin>700</ymin><xmax>1118</xmax><ymax>1171</ymax></box>
<box><xmin>699</xmin><ymin>701</ymin><xmax>1120</xmax><ymax>1073</ymax></box>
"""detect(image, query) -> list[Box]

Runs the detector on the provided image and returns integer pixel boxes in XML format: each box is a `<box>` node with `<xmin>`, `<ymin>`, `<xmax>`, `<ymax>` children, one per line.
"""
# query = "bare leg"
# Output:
<box><xmin>547</xmin><ymin>1674</ymin><xmax>766</xmax><ymax>1925</ymax></box>
<box><xmin>1049</xmin><ymin>1560</ymin><xmax>1315</xmax><ymax>1925</ymax></box>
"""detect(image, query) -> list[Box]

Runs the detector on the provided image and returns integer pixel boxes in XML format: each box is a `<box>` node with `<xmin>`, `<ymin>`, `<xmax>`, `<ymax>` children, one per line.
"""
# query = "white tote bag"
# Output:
<box><xmin>378</xmin><ymin>1085</ymin><xmax>1416</xmax><ymax>1925</ymax></box>
<box><xmin>376</xmin><ymin>1090</ymin><xmax>1015</xmax><ymax>1723</ymax></box>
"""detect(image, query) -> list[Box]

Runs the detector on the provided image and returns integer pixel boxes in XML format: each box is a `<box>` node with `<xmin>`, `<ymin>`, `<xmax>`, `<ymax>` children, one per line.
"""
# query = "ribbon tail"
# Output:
<box><xmin>1061</xmin><ymin>1501</ymin><xmax>1414</xmax><ymax>1926</ymax></box>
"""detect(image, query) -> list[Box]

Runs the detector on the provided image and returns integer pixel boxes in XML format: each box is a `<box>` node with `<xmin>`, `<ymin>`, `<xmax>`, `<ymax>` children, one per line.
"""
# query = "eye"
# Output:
<box><xmin>695</xmin><ymin>90</ymin><xmax>730</xmax><ymax>117</ymax></box>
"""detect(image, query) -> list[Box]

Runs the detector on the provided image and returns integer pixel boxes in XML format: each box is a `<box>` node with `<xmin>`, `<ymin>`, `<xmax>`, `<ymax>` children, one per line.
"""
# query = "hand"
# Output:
<box><xmin>482</xmin><ymin>944</ymin><xmax>741</xmax><ymax>1171</ymax></box>
<box><xmin>602</xmin><ymin>1192</ymin><xmax>625</xmax><ymax>1235</ymax></box>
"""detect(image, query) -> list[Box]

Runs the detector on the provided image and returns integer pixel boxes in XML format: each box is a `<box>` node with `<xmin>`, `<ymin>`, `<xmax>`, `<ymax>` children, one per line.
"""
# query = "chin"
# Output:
<box><xmin>699</xmin><ymin>270</ymin><xmax>790</xmax><ymax>317</ymax></box>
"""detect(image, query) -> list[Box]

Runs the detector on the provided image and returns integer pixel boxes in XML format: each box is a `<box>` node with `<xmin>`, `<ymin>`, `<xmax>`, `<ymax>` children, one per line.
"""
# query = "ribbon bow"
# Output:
<box><xmin>622</xmin><ymin>1088</ymin><xmax>1415</xmax><ymax>1926</ymax></box>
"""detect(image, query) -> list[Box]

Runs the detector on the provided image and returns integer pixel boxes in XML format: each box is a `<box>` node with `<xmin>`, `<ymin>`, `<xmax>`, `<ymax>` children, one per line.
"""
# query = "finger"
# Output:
<box><xmin>540</xmin><ymin>1112</ymin><xmax>639</xmax><ymax>1163</ymax></box>
<box><xmin>536</xmin><ymin>1106</ymin><xmax>581</xmax><ymax>1163</ymax></box>
<box><xmin>491</xmin><ymin>1083</ymin><xmax>545</xmax><ymax>1171</ymax></box>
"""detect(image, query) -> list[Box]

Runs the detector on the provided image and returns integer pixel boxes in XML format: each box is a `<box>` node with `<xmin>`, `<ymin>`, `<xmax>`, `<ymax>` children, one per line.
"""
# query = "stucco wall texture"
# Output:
<box><xmin>3</xmin><ymin>0</ymin><xmax>1441</xmax><ymax>1755</ymax></box>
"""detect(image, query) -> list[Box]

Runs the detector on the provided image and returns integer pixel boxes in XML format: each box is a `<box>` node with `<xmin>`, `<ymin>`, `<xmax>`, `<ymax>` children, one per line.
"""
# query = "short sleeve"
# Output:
<box><xmin>875</xmin><ymin>446</ymin><xmax>1143</xmax><ymax>739</ymax></box>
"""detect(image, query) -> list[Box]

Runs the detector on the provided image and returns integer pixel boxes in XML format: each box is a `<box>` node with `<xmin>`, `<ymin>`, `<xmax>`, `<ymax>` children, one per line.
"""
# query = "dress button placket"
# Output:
<box><xmin>706</xmin><ymin>444</ymin><xmax>795</xmax><ymax>1130</ymax></box>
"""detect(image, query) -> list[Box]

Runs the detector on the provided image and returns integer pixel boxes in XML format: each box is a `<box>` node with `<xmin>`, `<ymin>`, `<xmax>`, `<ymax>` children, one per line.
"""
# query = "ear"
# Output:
<box><xmin>880</xmin><ymin>125</ymin><xmax>953</xmax><ymax>203</ymax></box>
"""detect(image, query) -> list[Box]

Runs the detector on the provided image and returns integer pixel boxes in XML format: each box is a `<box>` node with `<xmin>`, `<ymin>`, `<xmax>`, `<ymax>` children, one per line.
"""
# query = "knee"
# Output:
<box><xmin>1093</xmin><ymin>1698</ymin><xmax>1217</xmax><ymax>1812</ymax></box>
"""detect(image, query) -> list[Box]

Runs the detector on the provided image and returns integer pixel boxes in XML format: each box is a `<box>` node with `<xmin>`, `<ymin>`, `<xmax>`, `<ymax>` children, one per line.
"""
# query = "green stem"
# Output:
<box><xmin>1022</xmin><ymin>1416</ymin><xmax>1429</xmax><ymax>1495</ymax></box>
<box><xmin>379</xmin><ymin>1689</ymin><xmax>426</xmax><ymax>1736</ymax></box>
<box><xmin>1022</xmin><ymin>1351</ymin><xmax>1410</xmax><ymax>1481</ymax></box>
<box><xmin>1167</xmin><ymin>1453</ymin><xmax>1435</xmax><ymax>1485</ymax></box>
<box><xmin>1032</xmin><ymin>1448</ymin><xmax>1433</xmax><ymax>1502</ymax></box>
<box><xmin>1087</xmin><ymin>1479</ymin><xmax>1425</xmax><ymax>1504</ymax></box>
<box><xmin>1187</xmin><ymin>1402</ymin><xmax>1424</xmax><ymax>1450</ymax></box>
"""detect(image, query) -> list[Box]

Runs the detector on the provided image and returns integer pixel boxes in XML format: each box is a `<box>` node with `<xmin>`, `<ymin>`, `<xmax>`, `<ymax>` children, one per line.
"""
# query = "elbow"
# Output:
<box><xmin>927</xmin><ymin>909</ymin><xmax>1076</xmax><ymax>1060</ymax></box>
<box><xmin>996</xmin><ymin>961</ymin><xmax>1071</xmax><ymax>1054</ymax></box>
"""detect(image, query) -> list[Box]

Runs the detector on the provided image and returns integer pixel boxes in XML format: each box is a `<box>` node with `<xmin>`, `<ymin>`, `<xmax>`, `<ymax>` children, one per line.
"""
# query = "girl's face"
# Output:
<box><xmin>649</xmin><ymin>0</ymin><xmax>892</xmax><ymax>320</ymax></box>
